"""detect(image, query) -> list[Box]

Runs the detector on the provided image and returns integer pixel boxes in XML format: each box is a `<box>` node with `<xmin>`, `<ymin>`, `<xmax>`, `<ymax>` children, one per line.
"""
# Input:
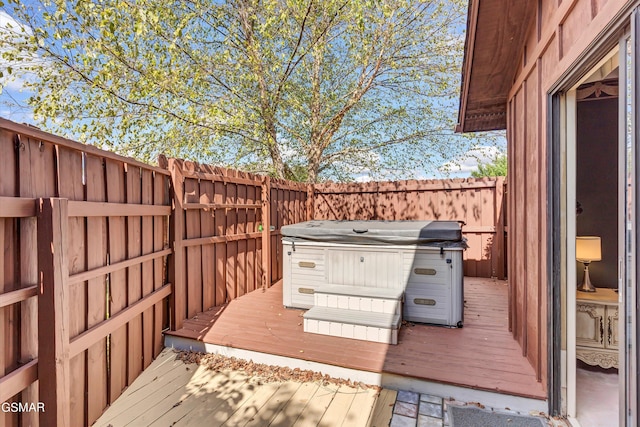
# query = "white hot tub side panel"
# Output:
<box><xmin>402</xmin><ymin>250</ymin><xmax>464</xmax><ymax>326</ymax></box>
<box><xmin>284</xmin><ymin>240</ymin><xmax>464</xmax><ymax>326</ymax></box>
<box><xmin>283</xmin><ymin>246</ymin><xmax>327</xmax><ymax>308</ymax></box>
<box><xmin>326</xmin><ymin>248</ymin><xmax>402</xmax><ymax>289</ymax></box>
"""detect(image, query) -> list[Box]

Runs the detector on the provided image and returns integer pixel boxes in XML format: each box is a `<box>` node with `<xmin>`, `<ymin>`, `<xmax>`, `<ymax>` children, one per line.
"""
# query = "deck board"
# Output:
<box><xmin>95</xmin><ymin>349</ymin><xmax>389</xmax><ymax>427</ymax></box>
<box><xmin>367</xmin><ymin>389</ymin><xmax>397</xmax><ymax>427</ymax></box>
<box><xmin>166</xmin><ymin>277</ymin><xmax>545</xmax><ymax>400</ymax></box>
<box><xmin>244</xmin><ymin>382</ymin><xmax>302</xmax><ymax>427</ymax></box>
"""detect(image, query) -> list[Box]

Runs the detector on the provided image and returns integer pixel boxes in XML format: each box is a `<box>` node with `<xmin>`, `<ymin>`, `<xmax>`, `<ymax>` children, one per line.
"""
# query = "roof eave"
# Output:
<box><xmin>457</xmin><ymin>0</ymin><xmax>536</xmax><ymax>133</ymax></box>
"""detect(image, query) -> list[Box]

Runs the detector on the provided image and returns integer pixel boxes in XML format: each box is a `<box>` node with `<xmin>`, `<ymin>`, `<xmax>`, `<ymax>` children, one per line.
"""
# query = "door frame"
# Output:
<box><xmin>547</xmin><ymin>10</ymin><xmax>639</xmax><ymax>425</ymax></box>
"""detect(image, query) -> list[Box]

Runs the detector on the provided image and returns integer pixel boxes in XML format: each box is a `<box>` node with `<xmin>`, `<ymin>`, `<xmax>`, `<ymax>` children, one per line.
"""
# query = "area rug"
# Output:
<box><xmin>449</xmin><ymin>405</ymin><xmax>546</xmax><ymax>427</ymax></box>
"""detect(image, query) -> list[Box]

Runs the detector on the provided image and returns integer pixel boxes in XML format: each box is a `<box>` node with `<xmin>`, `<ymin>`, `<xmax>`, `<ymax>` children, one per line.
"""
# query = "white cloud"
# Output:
<box><xmin>0</xmin><ymin>11</ymin><xmax>38</xmax><ymax>121</ymax></box>
<box><xmin>0</xmin><ymin>103</ymin><xmax>34</xmax><ymax>124</ymax></box>
<box><xmin>354</xmin><ymin>174</ymin><xmax>372</xmax><ymax>183</ymax></box>
<box><xmin>353</xmin><ymin>167</ymin><xmax>429</xmax><ymax>183</ymax></box>
<box><xmin>439</xmin><ymin>146</ymin><xmax>503</xmax><ymax>176</ymax></box>
<box><xmin>0</xmin><ymin>11</ymin><xmax>30</xmax><ymax>32</ymax></box>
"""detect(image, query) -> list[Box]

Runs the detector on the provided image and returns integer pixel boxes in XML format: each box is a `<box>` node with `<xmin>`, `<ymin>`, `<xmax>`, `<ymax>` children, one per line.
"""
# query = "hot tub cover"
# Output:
<box><xmin>281</xmin><ymin>220</ymin><xmax>467</xmax><ymax>247</ymax></box>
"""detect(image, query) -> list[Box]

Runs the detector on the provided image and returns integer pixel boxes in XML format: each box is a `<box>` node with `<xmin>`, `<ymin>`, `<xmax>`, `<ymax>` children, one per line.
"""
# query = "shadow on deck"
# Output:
<box><xmin>165</xmin><ymin>277</ymin><xmax>546</xmax><ymax>405</ymax></box>
<box><xmin>94</xmin><ymin>348</ymin><xmax>397</xmax><ymax>427</ymax></box>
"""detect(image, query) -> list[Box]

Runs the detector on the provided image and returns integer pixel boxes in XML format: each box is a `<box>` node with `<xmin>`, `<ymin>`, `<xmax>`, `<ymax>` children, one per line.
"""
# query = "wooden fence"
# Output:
<box><xmin>312</xmin><ymin>177</ymin><xmax>507</xmax><ymax>279</ymax></box>
<box><xmin>165</xmin><ymin>158</ymin><xmax>309</xmax><ymax>329</ymax></box>
<box><xmin>0</xmin><ymin>119</ymin><xmax>171</xmax><ymax>427</ymax></box>
<box><xmin>0</xmin><ymin>118</ymin><xmax>507</xmax><ymax>427</ymax></box>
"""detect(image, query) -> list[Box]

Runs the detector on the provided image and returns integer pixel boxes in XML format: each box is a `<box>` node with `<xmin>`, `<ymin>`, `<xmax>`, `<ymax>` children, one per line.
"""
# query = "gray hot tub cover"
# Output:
<box><xmin>281</xmin><ymin>220</ymin><xmax>467</xmax><ymax>248</ymax></box>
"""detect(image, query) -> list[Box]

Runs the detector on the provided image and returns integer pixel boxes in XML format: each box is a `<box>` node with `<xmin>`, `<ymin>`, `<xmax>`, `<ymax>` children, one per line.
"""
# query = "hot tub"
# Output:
<box><xmin>281</xmin><ymin>220</ymin><xmax>466</xmax><ymax>327</ymax></box>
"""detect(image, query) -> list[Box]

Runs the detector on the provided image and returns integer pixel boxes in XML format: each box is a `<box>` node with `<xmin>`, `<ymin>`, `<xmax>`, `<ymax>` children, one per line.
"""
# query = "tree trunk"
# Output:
<box><xmin>269</xmin><ymin>144</ymin><xmax>286</xmax><ymax>179</ymax></box>
<box><xmin>265</xmin><ymin>122</ymin><xmax>286</xmax><ymax>179</ymax></box>
<box><xmin>306</xmin><ymin>144</ymin><xmax>322</xmax><ymax>183</ymax></box>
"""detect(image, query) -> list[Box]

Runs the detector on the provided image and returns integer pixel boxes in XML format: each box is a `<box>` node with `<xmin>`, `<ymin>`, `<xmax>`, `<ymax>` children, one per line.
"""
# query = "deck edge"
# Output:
<box><xmin>163</xmin><ymin>335</ymin><xmax>383</xmax><ymax>385</ymax></box>
<box><xmin>381</xmin><ymin>373</ymin><xmax>548</xmax><ymax>414</ymax></box>
<box><xmin>163</xmin><ymin>334</ymin><xmax>549</xmax><ymax>415</ymax></box>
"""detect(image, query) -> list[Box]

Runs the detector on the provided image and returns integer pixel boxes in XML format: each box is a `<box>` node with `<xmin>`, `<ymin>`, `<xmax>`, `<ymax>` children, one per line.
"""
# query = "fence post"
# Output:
<box><xmin>261</xmin><ymin>176</ymin><xmax>272</xmax><ymax>290</ymax></box>
<box><xmin>37</xmin><ymin>198</ymin><xmax>70</xmax><ymax>427</ymax></box>
<box><xmin>493</xmin><ymin>177</ymin><xmax>506</xmax><ymax>279</ymax></box>
<box><xmin>168</xmin><ymin>159</ymin><xmax>186</xmax><ymax>330</ymax></box>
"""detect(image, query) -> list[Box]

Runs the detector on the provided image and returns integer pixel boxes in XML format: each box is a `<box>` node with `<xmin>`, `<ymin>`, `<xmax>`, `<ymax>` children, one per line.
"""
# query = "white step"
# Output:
<box><xmin>313</xmin><ymin>285</ymin><xmax>403</xmax><ymax>314</ymax></box>
<box><xmin>303</xmin><ymin>307</ymin><xmax>401</xmax><ymax>344</ymax></box>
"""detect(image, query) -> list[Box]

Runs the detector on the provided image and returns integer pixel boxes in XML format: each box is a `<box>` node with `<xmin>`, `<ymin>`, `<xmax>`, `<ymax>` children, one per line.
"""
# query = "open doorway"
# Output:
<box><xmin>557</xmin><ymin>33</ymin><xmax>638</xmax><ymax>426</ymax></box>
<box><xmin>573</xmin><ymin>63</ymin><xmax>620</xmax><ymax>427</ymax></box>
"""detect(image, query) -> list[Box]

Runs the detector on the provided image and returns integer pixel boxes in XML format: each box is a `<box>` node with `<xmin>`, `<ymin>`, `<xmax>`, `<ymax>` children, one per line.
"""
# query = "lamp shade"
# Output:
<box><xmin>576</xmin><ymin>236</ymin><xmax>602</xmax><ymax>262</ymax></box>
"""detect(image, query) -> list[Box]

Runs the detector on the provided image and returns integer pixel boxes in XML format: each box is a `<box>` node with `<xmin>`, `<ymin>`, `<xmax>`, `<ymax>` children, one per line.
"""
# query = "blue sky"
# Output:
<box><xmin>0</xmin><ymin>10</ymin><xmax>36</xmax><ymax>123</ymax></box>
<box><xmin>0</xmin><ymin>7</ymin><xmax>506</xmax><ymax>179</ymax></box>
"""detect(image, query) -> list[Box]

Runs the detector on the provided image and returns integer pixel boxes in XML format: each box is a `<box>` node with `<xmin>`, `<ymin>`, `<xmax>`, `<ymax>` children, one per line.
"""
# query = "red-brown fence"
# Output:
<box><xmin>165</xmin><ymin>158</ymin><xmax>309</xmax><ymax>329</ymax></box>
<box><xmin>312</xmin><ymin>178</ymin><xmax>507</xmax><ymax>279</ymax></box>
<box><xmin>0</xmin><ymin>118</ymin><xmax>507</xmax><ymax>427</ymax></box>
<box><xmin>269</xmin><ymin>179</ymin><xmax>311</xmax><ymax>283</ymax></box>
<box><xmin>0</xmin><ymin>119</ymin><xmax>171</xmax><ymax>427</ymax></box>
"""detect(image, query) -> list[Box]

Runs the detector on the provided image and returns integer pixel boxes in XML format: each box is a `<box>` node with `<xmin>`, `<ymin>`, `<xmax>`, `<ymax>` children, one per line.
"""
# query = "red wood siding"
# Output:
<box><xmin>505</xmin><ymin>0</ymin><xmax>628</xmax><ymax>390</ymax></box>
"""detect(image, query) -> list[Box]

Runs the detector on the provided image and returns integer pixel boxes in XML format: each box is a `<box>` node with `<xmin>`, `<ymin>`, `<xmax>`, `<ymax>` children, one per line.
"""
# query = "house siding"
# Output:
<box><xmin>505</xmin><ymin>0</ymin><xmax>629</xmax><ymax>391</ymax></box>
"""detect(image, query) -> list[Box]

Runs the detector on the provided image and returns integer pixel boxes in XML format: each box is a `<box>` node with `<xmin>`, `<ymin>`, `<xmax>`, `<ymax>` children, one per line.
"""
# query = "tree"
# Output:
<box><xmin>1</xmin><ymin>0</ymin><xmax>473</xmax><ymax>182</ymax></box>
<box><xmin>471</xmin><ymin>153</ymin><xmax>507</xmax><ymax>177</ymax></box>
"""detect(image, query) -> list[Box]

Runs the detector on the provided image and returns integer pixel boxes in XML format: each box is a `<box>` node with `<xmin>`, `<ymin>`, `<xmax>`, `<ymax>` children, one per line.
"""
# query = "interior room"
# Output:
<box><xmin>574</xmin><ymin>70</ymin><xmax>619</xmax><ymax>427</ymax></box>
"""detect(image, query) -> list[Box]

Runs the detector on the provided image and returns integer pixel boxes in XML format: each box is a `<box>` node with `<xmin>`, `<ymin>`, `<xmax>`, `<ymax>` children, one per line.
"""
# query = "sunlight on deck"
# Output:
<box><xmin>94</xmin><ymin>349</ymin><xmax>396</xmax><ymax>427</ymax></box>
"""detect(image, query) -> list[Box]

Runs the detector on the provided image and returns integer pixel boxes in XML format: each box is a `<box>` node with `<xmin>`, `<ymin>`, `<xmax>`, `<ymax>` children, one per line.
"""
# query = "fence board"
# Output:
<box><xmin>85</xmin><ymin>154</ymin><xmax>108</xmax><ymax>425</ymax></box>
<box><xmin>153</xmin><ymin>171</ymin><xmax>168</xmax><ymax>356</ymax></box>
<box><xmin>0</xmin><ymin>360</ymin><xmax>38</xmax><ymax>404</ymax></box>
<box><xmin>313</xmin><ymin>178</ymin><xmax>506</xmax><ymax>278</ymax></box>
<box><xmin>237</xmin><ymin>172</ymin><xmax>247</xmax><ymax>297</ymax></box>
<box><xmin>184</xmin><ymin>170</ymin><xmax>203</xmax><ymax>317</ymax></box>
<box><xmin>68</xmin><ymin>201</ymin><xmax>170</xmax><ymax>217</ymax></box>
<box><xmin>226</xmin><ymin>169</ymin><xmax>238</xmax><ymax>300</ymax></box>
<box><xmin>68</xmin><ymin>249</ymin><xmax>171</xmax><ymax>285</ymax></box>
<box><xmin>168</xmin><ymin>159</ymin><xmax>186</xmax><ymax>329</ymax></box>
<box><xmin>37</xmin><ymin>198</ymin><xmax>71</xmax><ymax>427</ymax></box>
<box><xmin>0</xmin><ymin>286</ymin><xmax>37</xmax><ymax>308</ymax></box>
<box><xmin>105</xmin><ymin>159</ymin><xmax>128</xmax><ymax>403</ymax></box>
<box><xmin>0</xmin><ymin>129</ymin><xmax>19</xmax><ymax>427</ymax></box>
<box><xmin>247</xmin><ymin>182</ymin><xmax>257</xmax><ymax>293</ymax></box>
<box><xmin>57</xmin><ymin>146</ymin><xmax>87</xmax><ymax>427</ymax></box>
<box><xmin>69</xmin><ymin>285</ymin><xmax>171</xmax><ymax>358</ymax></box>
<box><xmin>495</xmin><ymin>177</ymin><xmax>507</xmax><ymax>280</ymax></box>
<box><xmin>141</xmin><ymin>169</ymin><xmax>155</xmax><ymax>369</ymax></box>
<box><xmin>0</xmin><ymin>197</ymin><xmax>37</xmax><ymax>217</ymax></box>
<box><xmin>270</xmin><ymin>185</ymin><xmax>279</xmax><ymax>282</ymax></box>
<box><xmin>17</xmin><ymin>134</ymin><xmax>47</xmax><ymax>427</ymax></box>
<box><xmin>262</xmin><ymin>177</ymin><xmax>272</xmax><ymax>288</ymax></box>
<box><xmin>126</xmin><ymin>165</ymin><xmax>143</xmax><ymax>384</ymax></box>
<box><xmin>213</xmin><ymin>167</ymin><xmax>227</xmax><ymax>305</ymax></box>
<box><xmin>199</xmin><ymin>174</ymin><xmax>216</xmax><ymax>310</ymax></box>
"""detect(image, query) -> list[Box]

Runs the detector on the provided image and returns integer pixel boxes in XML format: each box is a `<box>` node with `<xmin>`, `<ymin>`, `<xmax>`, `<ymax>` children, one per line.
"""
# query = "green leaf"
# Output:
<box><xmin>1</xmin><ymin>0</ymin><xmax>481</xmax><ymax>182</ymax></box>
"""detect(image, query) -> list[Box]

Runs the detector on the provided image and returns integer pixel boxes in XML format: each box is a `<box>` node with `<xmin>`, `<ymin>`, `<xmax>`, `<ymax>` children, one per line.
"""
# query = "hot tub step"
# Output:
<box><xmin>313</xmin><ymin>285</ymin><xmax>403</xmax><ymax>314</ymax></box>
<box><xmin>303</xmin><ymin>306</ymin><xmax>401</xmax><ymax>344</ymax></box>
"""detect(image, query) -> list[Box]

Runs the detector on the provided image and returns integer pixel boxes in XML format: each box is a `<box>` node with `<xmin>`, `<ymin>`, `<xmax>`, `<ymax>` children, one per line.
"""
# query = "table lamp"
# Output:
<box><xmin>576</xmin><ymin>236</ymin><xmax>601</xmax><ymax>292</ymax></box>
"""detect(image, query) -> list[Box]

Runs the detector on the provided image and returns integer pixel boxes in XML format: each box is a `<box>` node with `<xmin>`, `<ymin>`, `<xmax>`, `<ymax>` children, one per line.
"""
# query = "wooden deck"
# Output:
<box><xmin>166</xmin><ymin>277</ymin><xmax>546</xmax><ymax>400</ymax></box>
<box><xmin>94</xmin><ymin>348</ymin><xmax>396</xmax><ymax>427</ymax></box>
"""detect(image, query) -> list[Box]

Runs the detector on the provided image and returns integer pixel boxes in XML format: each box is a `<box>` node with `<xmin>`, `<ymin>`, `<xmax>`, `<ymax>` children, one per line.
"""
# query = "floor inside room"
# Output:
<box><xmin>576</xmin><ymin>363</ymin><xmax>618</xmax><ymax>427</ymax></box>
